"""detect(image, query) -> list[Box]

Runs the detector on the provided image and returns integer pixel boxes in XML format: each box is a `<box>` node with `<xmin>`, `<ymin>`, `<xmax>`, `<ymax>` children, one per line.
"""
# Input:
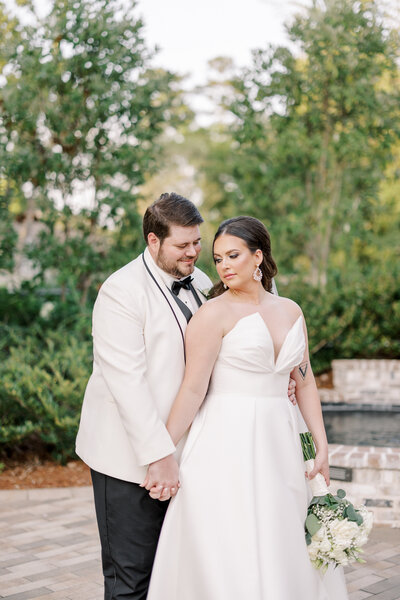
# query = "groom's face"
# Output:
<box><xmin>152</xmin><ymin>224</ymin><xmax>202</xmax><ymax>278</ymax></box>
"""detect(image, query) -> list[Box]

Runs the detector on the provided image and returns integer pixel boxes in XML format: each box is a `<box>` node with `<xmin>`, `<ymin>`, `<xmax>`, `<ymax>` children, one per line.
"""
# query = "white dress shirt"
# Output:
<box><xmin>149</xmin><ymin>253</ymin><xmax>199</xmax><ymax>314</ymax></box>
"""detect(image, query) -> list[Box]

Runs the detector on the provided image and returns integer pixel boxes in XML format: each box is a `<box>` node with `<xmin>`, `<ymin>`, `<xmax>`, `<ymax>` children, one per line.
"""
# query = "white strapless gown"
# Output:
<box><xmin>148</xmin><ymin>313</ymin><xmax>348</xmax><ymax>600</ymax></box>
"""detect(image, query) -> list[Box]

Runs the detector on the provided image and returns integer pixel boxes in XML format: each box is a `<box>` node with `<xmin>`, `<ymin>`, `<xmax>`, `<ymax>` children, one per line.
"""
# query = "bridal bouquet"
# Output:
<box><xmin>300</xmin><ymin>432</ymin><xmax>373</xmax><ymax>571</ymax></box>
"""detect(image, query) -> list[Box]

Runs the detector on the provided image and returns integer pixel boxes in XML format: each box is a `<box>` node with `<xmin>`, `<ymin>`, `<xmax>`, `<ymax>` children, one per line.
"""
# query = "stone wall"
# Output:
<box><xmin>319</xmin><ymin>360</ymin><xmax>400</xmax><ymax>526</ymax></box>
<box><xmin>320</xmin><ymin>359</ymin><xmax>400</xmax><ymax>405</ymax></box>
<box><xmin>328</xmin><ymin>444</ymin><xmax>400</xmax><ymax>526</ymax></box>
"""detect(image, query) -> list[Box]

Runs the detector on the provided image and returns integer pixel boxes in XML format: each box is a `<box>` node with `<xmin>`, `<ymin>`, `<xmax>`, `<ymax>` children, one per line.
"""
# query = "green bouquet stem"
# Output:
<box><xmin>300</xmin><ymin>432</ymin><xmax>316</xmax><ymax>461</ymax></box>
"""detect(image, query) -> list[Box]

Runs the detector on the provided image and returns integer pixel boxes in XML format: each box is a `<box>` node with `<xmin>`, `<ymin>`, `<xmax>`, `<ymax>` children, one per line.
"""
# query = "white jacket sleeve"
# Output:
<box><xmin>92</xmin><ymin>277</ymin><xmax>176</xmax><ymax>466</ymax></box>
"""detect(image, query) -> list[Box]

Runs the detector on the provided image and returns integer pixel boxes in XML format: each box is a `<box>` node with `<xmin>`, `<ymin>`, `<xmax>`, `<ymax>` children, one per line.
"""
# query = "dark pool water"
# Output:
<box><xmin>322</xmin><ymin>405</ymin><xmax>400</xmax><ymax>447</ymax></box>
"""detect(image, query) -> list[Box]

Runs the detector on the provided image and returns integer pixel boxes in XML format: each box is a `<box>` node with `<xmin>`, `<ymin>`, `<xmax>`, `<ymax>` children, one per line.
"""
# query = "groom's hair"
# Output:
<box><xmin>143</xmin><ymin>192</ymin><xmax>203</xmax><ymax>244</ymax></box>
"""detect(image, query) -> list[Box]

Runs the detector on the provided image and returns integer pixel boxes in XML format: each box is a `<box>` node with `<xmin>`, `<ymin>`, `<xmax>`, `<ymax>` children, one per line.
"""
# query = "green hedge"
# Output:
<box><xmin>0</xmin><ymin>317</ymin><xmax>92</xmax><ymax>463</ymax></box>
<box><xmin>281</xmin><ymin>269</ymin><xmax>400</xmax><ymax>373</ymax></box>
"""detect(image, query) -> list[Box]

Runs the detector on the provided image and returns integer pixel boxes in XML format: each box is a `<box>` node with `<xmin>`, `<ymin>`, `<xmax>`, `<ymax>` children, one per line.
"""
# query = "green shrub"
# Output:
<box><xmin>281</xmin><ymin>268</ymin><xmax>400</xmax><ymax>373</ymax></box>
<box><xmin>0</xmin><ymin>322</ymin><xmax>92</xmax><ymax>463</ymax></box>
<box><xmin>0</xmin><ymin>284</ymin><xmax>42</xmax><ymax>327</ymax></box>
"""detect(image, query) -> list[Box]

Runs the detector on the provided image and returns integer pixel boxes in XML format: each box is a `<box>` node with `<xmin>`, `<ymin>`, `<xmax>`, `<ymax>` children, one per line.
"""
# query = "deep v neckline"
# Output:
<box><xmin>224</xmin><ymin>312</ymin><xmax>303</xmax><ymax>367</ymax></box>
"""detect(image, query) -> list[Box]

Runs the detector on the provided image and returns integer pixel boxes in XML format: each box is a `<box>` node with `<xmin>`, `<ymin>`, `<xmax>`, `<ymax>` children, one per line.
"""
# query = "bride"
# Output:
<box><xmin>146</xmin><ymin>216</ymin><xmax>348</xmax><ymax>600</ymax></box>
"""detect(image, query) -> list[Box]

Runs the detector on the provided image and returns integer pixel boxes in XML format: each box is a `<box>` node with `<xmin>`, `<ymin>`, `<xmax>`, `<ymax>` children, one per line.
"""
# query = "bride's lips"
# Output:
<box><xmin>224</xmin><ymin>273</ymin><xmax>236</xmax><ymax>279</ymax></box>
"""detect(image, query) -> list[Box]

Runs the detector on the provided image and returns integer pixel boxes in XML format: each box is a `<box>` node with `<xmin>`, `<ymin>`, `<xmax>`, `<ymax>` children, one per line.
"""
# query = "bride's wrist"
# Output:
<box><xmin>315</xmin><ymin>443</ymin><xmax>328</xmax><ymax>458</ymax></box>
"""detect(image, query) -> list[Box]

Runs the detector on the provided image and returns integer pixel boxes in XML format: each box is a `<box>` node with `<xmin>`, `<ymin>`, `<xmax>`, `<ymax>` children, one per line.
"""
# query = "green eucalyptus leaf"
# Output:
<box><xmin>316</xmin><ymin>497</ymin><xmax>328</xmax><ymax>506</ymax></box>
<box><xmin>355</xmin><ymin>512</ymin><xmax>364</xmax><ymax>526</ymax></box>
<box><xmin>309</xmin><ymin>497</ymin><xmax>321</xmax><ymax>506</ymax></box>
<box><xmin>345</xmin><ymin>505</ymin><xmax>358</xmax><ymax>522</ymax></box>
<box><xmin>306</xmin><ymin>514</ymin><xmax>322</xmax><ymax>536</ymax></box>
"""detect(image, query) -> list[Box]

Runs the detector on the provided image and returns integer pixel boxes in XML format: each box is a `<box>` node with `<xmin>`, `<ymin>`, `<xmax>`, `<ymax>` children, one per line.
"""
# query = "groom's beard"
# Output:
<box><xmin>156</xmin><ymin>247</ymin><xmax>198</xmax><ymax>279</ymax></box>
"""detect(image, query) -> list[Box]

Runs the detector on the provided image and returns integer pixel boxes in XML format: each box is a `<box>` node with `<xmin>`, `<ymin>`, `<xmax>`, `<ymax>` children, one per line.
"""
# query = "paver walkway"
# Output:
<box><xmin>0</xmin><ymin>487</ymin><xmax>399</xmax><ymax>599</ymax></box>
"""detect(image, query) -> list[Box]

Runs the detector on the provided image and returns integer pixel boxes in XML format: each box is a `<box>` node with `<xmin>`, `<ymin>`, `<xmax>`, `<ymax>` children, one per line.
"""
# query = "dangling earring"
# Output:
<box><xmin>223</xmin><ymin>283</ymin><xmax>228</xmax><ymax>290</ymax></box>
<box><xmin>253</xmin><ymin>265</ymin><xmax>262</xmax><ymax>282</ymax></box>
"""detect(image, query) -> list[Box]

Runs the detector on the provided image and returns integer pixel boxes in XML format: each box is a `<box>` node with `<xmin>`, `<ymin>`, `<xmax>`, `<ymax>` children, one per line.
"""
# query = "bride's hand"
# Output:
<box><xmin>307</xmin><ymin>450</ymin><xmax>330</xmax><ymax>486</ymax></box>
<box><xmin>148</xmin><ymin>483</ymin><xmax>179</xmax><ymax>501</ymax></box>
<box><xmin>140</xmin><ymin>454</ymin><xmax>180</xmax><ymax>501</ymax></box>
<box><xmin>287</xmin><ymin>378</ymin><xmax>297</xmax><ymax>405</ymax></box>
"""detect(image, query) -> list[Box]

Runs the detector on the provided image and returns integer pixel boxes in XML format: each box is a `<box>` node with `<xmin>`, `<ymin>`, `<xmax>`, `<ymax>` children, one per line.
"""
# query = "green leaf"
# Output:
<box><xmin>316</xmin><ymin>497</ymin><xmax>328</xmax><ymax>506</ymax></box>
<box><xmin>345</xmin><ymin>505</ymin><xmax>358</xmax><ymax>522</ymax></box>
<box><xmin>355</xmin><ymin>512</ymin><xmax>364</xmax><ymax>526</ymax></box>
<box><xmin>306</xmin><ymin>513</ymin><xmax>322</xmax><ymax>536</ymax></box>
<box><xmin>337</xmin><ymin>489</ymin><xmax>346</xmax><ymax>499</ymax></box>
<box><xmin>309</xmin><ymin>497</ymin><xmax>322</xmax><ymax>506</ymax></box>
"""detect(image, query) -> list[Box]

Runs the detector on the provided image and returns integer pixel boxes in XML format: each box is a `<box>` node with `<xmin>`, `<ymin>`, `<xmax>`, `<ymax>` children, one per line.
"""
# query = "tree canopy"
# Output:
<box><xmin>197</xmin><ymin>0</ymin><xmax>400</xmax><ymax>288</ymax></box>
<box><xmin>0</xmin><ymin>0</ymin><xmax>189</xmax><ymax>300</ymax></box>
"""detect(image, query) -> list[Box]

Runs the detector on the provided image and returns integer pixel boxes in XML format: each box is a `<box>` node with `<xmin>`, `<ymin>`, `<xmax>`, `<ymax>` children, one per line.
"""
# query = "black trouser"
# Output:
<box><xmin>91</xmin><ymin>469</ymin><xmax>169</xmax><ymax>600</ymax></box>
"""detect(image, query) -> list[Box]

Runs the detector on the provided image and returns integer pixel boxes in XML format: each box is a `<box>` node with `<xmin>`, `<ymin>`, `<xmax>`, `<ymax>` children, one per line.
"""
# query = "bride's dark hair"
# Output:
<box><xmin>209</xmin><ymin>216</ymin><xmax>277</xmax><ymax>298</ymax></box>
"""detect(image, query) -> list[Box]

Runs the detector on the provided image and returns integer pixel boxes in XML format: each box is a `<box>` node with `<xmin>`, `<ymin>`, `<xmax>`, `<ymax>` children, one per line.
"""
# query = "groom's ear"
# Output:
<box><xmin>147</xmin><ymin>232</ymin><xmax>161</xmax><ymax>252</ymax></box>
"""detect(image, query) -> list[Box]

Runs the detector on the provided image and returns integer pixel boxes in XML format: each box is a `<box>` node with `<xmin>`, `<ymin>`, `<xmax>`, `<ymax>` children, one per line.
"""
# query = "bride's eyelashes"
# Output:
<box><xmin>213</xmin><ymin>254</ymin><xmax>239</xmax><ymax>264</ymax></box>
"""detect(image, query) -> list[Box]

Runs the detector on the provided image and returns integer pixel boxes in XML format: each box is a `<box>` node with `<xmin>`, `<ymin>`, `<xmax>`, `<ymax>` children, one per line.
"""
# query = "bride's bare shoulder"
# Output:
<box><xmin>189</xmin><ymin>295</ymin><xmax>229</xmax><ymax>329</ymax></box>
<box><xmin>273</xmin><ymin>295</ymin><xmax>303</xmax><ymax>319</ymax></box>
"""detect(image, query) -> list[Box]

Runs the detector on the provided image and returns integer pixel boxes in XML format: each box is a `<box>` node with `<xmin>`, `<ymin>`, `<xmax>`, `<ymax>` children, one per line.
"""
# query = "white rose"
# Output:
<box><xmin>351</xmin><ymin>508</ymin><xmax>373</xmax><ymax>547</ymax></box>
<box><xmin>330</xmin><ymin>546</ymin><xmax>349</xmax><ymax>565</ymax></box>
<box><xmin>308</xmin><ymin>540</ymin><xmax>321</xmax><ymax>561</ymax></box>
<box><xmin>311</xmin><ymin>525</ymin><xmax>331</xmax><ymax>554</ymax></box>
<box><xmin>199</xmin><ymin>287</ymin><xmax>211</xmax><ymax>298</ymax></box>
<box><xmin>329</xmin><ymin>518</ymin><xmax>359</xmax><ymax>549</ymax></box>
<box><xmin>360</xmin><ymin>509</ymin><xmax>374</xmax><ymax>535</ymax></box>
<box><xmin>313</xmin><ymin>525</ymin><xmax>326</xmax><ymax>542</ymax></box>
<box><xmin>320</xmin><ymin>537</ymin><xmax>331</xmax><ymax>553</ymax></box>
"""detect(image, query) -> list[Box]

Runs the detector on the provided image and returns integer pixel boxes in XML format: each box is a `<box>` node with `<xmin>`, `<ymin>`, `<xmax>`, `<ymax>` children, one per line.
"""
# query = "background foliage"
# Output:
<box><xmin>1</xmin><ymin>0</ymin><xmax>399</xmax><ymax>461</ymax></box>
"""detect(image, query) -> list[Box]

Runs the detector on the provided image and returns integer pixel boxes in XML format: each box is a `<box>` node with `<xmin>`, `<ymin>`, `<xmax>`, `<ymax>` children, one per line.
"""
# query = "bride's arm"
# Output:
<box><xmin>290</xmin><ymin>313</ymin><xmax>330</xmax><ymax>484</ymax></box>
<box><xmin>166</xmin><ymin>303</ymin><xmax>224</xmax><ymax>445</ymax></box>
<box><xmin>143</xmin><ymin>303</ymin><xmax>224</xmax><ymax>500</ymax></box>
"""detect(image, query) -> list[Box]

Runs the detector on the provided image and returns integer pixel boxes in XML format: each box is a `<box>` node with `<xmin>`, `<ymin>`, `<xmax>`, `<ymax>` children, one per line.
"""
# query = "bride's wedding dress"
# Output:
<box><xmin>148</xmin><ymin>312</ymin><xmax>348</xmax><ymax>599</ymax></box>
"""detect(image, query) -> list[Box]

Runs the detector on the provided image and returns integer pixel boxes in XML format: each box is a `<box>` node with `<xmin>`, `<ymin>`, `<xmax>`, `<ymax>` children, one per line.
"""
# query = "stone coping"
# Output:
<box><xmin>329</xmin><ymin>444</ymin><xmax>400</xmax><ymax>469</ymax></box>
<box><xmin>0</xmin><ymin>485</ymin><xmax>93</xmax><ymax>501</ymax></box>
<box><xmin>322</xmin><ymin>401</ymin><xmax>400</xmax><ymax>411</ymax></box>
<box><xmin>333</xmin><ymin>358</ymin><xmax>400</xmax><ymax>369</ymax></box>
<box><xmin>320</xmin><ymin>388</ymin><xmax>400</xmax><ymax>404</ymax></box>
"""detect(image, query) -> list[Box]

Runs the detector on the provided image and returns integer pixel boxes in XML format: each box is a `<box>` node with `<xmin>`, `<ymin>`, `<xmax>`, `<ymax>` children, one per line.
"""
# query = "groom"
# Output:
<box><xmin>76</xmin><ymin>192</ymin><xmax>296</xmax><ymax>599</ymax></box>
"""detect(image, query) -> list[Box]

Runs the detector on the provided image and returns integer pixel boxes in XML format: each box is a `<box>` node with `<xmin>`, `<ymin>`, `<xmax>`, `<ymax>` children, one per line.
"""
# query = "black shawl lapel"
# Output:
<box><xmin>142</xmin><ymin>250</ymin><xmax>187</xmax><ymax>356</ymax></box>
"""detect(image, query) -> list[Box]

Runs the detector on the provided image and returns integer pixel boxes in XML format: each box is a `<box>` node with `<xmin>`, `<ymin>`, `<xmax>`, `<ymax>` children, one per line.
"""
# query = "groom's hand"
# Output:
<box><xmin>140</xmin><ymin>454</ymin><xmax>180</xmax><ymax>501</ymax></box>
<box><xmin>288</xmin><ymin>378</ymin><xmax>297</xmax><ymax>405</ymax></box>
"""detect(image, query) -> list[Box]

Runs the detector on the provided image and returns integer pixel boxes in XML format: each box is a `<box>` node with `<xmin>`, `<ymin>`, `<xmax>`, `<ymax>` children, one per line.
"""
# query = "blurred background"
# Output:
<box><xmin>0</xmin><ymin>0</ymin><xmax>399</xmax><ymax>467</ymax></box>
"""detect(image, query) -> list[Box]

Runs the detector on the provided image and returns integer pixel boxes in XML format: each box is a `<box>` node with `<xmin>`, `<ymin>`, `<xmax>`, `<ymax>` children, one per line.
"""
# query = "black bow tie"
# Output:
<box><xmin>171</xmin><ymin>276</ymin><xmax>193</xmax><ymax>296</ymax></box>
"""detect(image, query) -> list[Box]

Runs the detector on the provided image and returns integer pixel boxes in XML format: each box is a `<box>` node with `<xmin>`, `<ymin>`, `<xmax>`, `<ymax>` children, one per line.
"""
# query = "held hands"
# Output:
<box><xmin>288</xmin><ymin>378</ymin><xmax>297</xmax><ymax>405</ymax></box>
<box><xmin>140</xmin><ymin>454</ymin><xmax>180</xmax><ymax>501</ymax></box>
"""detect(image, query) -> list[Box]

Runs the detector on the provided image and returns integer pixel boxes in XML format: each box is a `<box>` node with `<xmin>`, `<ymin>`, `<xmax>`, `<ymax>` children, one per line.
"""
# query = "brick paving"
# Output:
<box><xmin>0</xmin><ymin>487</ymin><xmax>399</xmax><ymax>599</ymax></box>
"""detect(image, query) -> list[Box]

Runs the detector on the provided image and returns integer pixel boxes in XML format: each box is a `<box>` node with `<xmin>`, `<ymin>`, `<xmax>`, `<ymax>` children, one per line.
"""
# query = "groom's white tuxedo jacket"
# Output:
<box><xmin>76</xmin><ymin>247</ymin><xmax>212</xmax><ymax>484</ymax></box>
